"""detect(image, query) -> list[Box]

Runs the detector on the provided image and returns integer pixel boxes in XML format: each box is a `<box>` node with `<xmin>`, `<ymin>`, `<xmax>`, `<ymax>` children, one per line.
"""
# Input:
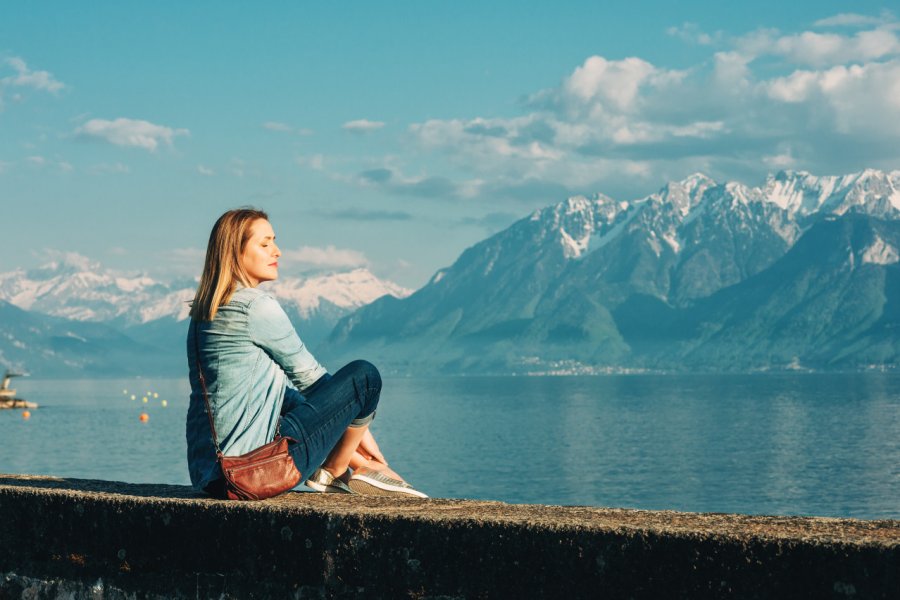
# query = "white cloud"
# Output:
<box><xmin>89</xmin><ymin>162</ymin><xmax>131</xmax><ymax>174</ymax></box>
<box><xmin>342</xmin><ymin>119</ymin><xmax>385</xmax><ymax>134</ymax></box>
<box><xmin>2</xmin><ymin>57</ymin><xmax>64</xmax><ymax>93</ymax></box>
<box><xmin>402</xmin><ymin>16</ymin><xmax>900</xmax><ymax>199</ymax></box>
<box><xmin>295</xmin><ymin>154</ymin><xmax>324</xmax><ymax>170</ymax></box>
<box><xmin>262</xmin><ymin>121</ymin><xmax>292</xmax><ymax>132</ymax></box>
<box><xmin>557</xmin><ymin>56</ymin><xmax>686</xmax><ymax>114</ymax></box>
<box><xmin>712</xmin><ymin>51</ymin><xmax>753</xmax><ymax>89</ymax></box>
<box><xmin>667</xmin><ymin>22</ymin><xmax>720</xmax><ymax>45</ymax></box>
<box><xmin>413</xmin><ymin>115</ymin><xmax>562</xmax><ymax>163</ymax></box>
<box><xmin>281</xmin><ymin>245</ymin><xmax>369</xmax><ymax>270</ymax></box>
<box><xmin>354</xmin><ymin>164</ymin><xmax>474</xmax><ymax>199</ymax></box>
<box><xmin>75</xmin><ymin>118</ymin><xmax>189</xmax><ymax>151</ymax></box>
<box><xmin>814</xmin><ymin>13</ymin><xmax>889</xmax><ymax>28</ymax></box>
<box><xmin>766</xmin><ymin>29</ymin><xmax>900</xmax><ymax>66</ymax></box>
<box><xmin>765</xmin><ymin>60</ymin><xmax>900</xmax><ymax>136</ymax></box>
<box><xmin>264</xmin><ymin>121</ymin><xmax>313</xmax><ymax>136</ymax></box>
<box><xmin>197</xmin><ymin>165</ymin><xmax>215</xmax><ymax>176</ymax></box>
<box><xmin>35</xmin><ymin>249</ymin><xmax>98</xmax><ymax>271</ymax></box>
<box><xmin>728</xmin><ymin>23</ymin><xmax>900</xmax><ymax>68</ymax></box>
<box><xmin>229</xmin><ymin>158</ymin><xmax>263</xmax><ymax>178</ymax></box>
<box><xmin>15</xmin><ymin>156</ymin><xmax>73</xmax><ymax>173</ymax></box>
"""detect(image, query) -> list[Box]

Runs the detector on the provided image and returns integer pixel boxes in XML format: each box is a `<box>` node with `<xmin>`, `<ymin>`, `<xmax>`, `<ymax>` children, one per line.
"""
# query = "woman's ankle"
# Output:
<box><xmin>321</xmin><ymin>464</ymin><xmax>348</xmax><ymax>478</ymax></box>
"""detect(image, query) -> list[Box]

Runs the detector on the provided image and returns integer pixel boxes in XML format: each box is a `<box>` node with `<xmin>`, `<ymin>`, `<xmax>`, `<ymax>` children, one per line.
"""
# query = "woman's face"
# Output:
<box><xmin>241</xmin><ymin>218</ymin><xmax>281</xmax><ymax>287</ymax></box>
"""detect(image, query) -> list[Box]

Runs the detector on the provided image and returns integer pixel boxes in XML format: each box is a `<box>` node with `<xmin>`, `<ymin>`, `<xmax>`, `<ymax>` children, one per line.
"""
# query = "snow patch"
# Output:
<box><xmin>268</xmin><ymin>268</ymin><xmax>412</xmax><ymax>318</ymax></box>
<box><xmin>662</xmin><ymin>232</ymin><xmax>681</xmax><ymax>253</ymax></box>
<box><xmin>115</xmin><ymin>276</ymin><xmax>157</xmax><ymax>292</ymax></box>
<box><xmin>725</xmin><ymin>182</ymin><xmax>750</xmax><ymax>205</ymax></box>
<box><xmin>560</xmin><ymin>227</ymin><xmax>591</xmax><ymax>259</ymax></box>
<box><xmin>584</xmin><ymin>205</ymin><xmax>639</xmax><ymax>254</ymax></box>
<box><xmin>564</xmin><ymin>195</ymin><xmax>592</xmax><ymax>215</ymax></box>
<box><xmin>647</xmin><ymin>235</ymin><xmax>662</xmax><ymax>257</ymax></box>
<box><xmin>861</xmin><ymin>236</ymin><xmax>900</xmax><ymax>265</ymax></box>
<box><xmin>889</xmin><ymin>178</ymin><xmax>900</xmax><ymax>211</ymax></box>
<box><xmin>766</xmin><ymin>177</ymin><xmax>798</xmax><ymax>210</ymax></box>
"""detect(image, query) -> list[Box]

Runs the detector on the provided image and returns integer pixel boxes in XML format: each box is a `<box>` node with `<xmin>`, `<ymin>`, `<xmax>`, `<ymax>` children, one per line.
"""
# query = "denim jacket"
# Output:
<box><xmin>185</xmin><ymin>286</ymin><xmax>327</xmax><ymax>490</ymax></box>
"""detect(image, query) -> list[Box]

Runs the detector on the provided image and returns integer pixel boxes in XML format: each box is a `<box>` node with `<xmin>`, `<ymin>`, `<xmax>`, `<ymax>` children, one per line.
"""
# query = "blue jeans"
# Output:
<box><xmin>278</xmin><ymin>360</ymin><xmax>380</xmax><ymax>484</ymax></box>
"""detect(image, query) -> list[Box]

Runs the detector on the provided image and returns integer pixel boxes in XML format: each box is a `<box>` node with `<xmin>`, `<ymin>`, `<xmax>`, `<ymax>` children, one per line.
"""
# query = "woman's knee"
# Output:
<box><xmin>345</xmin><ymin>359</ymin><xmax>381</xmax><ymax>393</ymax></box>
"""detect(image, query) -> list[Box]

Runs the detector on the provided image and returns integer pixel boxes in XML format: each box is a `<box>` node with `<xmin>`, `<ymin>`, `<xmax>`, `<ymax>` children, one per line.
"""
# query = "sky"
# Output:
<box><xmin>2</xmin><ymin>1</ymin><xmax>899</xmax><ymax>288</ymax></box>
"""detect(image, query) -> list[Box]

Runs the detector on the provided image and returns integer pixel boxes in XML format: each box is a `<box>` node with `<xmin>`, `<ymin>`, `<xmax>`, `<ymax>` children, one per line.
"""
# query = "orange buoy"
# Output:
<box><xmin>139</xmin><ymin>412</ymin><xmax>149</xmax><ymax>423</ymax></box>
<box><xmin>22</xmin><ymin>410</ymin><xmax>31</xmax><ymax>420</ymax></box>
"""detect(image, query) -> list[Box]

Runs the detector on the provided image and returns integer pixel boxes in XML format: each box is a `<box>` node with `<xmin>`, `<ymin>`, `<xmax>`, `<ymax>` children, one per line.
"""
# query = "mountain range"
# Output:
<box><xmin>2</xmin><ymin>168</ymin><xmax>899</xmax><ymax>377</ymax></box>
<box><xmin>0</xmin><ymin>257</ymin><xmax>410</xmax><ymax>377</ymax></box>
<box><xmin>321</xmin><ymin>169</ymin><xmax>900</xmax><ymax>374</ymax></box>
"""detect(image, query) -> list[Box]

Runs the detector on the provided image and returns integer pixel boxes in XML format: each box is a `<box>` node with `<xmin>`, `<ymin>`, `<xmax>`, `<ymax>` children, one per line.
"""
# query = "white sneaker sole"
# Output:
<box><xmin>348</xmin><ymin>473</ymin><xmax>428</xmax><ymax>498</ymax></box>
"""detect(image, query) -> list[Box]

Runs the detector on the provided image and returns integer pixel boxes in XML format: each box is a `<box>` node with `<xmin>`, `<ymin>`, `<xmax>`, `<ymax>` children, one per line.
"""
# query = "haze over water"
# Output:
<box><xmin>1</xmin><ymin>373</ymin><xmax>898</xmax><ymax>519</ymax></box>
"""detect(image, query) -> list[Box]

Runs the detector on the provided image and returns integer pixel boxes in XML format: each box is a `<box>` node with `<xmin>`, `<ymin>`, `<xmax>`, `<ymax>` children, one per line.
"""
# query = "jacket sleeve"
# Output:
<box><xmin>247</xmin><ymin>293</ymin><xmax>327</xmax><ymax>391</ymax></box>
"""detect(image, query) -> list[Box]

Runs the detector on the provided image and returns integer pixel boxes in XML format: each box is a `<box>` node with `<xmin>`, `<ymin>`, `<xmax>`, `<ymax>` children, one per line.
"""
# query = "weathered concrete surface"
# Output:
<box><xmin>0</xmin><ymin>474</ymin><xmax>897</xmax><ymax>599</ymax></box>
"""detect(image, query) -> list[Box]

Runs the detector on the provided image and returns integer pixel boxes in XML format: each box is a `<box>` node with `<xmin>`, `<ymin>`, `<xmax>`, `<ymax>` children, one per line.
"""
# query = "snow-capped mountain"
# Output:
<box><xmin>763</xmin><ymin>169</ymin><xmax>900</xmax><ymax>218</ymax></box>
<box><xmin>540</xmin><ymin>168</ymin><xmax>900</xmax><ymax>267</ymax></box>
<box><xmin>266</xmin><ymin>269</ymin><xmax>411</xmax><ymax>319</ymax></box>
<box><xmin>0</xmin><ymin>256</ymin><xmax>411</xmax><ymax>327</ymax></box>
<box><xmin>323</xmin><ymin>169</ymin><xmax>900</xmax><ymax>374</ymax></box>
<box><xmin>0</xmin><ymin>254</ymin><xmax>186</xmax><ymax>324</ymax></box>
<box><xmin>0</xmin><ymin>256</ymin><xmax>411</xmax><ymax>375</ymax></box>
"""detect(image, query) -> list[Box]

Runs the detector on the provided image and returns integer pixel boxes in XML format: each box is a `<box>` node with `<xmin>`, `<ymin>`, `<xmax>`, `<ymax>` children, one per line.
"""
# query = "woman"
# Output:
<box><xmin>186</xmin><ymin>208</ymin><xmax>425</xmax><ymax>498</ymax></box>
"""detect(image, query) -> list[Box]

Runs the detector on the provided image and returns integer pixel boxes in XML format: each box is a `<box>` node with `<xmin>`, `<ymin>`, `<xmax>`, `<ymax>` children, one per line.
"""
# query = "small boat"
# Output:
<box><xmin>0</xmin><ymin>370</ymin><xmax>37</xmax><ymax>409</ymax></box>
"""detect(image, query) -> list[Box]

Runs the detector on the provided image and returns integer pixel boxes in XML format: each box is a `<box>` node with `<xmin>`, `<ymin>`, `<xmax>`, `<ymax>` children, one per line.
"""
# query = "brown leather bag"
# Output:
<box><xmin>217</xmin><ymin>436</ymin><xmax>300</xmax><ymax>501</ymax></box>
<box><xmin>194</xmin><ymin>324</ymin><xmax>301</xmax><ymax>501</ymax></box>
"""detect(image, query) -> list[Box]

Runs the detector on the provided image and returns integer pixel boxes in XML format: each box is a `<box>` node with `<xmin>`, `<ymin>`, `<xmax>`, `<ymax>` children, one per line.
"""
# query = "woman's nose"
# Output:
<box><xmin>273</xmin><ymin>244</ymin><xmax>281</xmax><ymax>258</ymax></box>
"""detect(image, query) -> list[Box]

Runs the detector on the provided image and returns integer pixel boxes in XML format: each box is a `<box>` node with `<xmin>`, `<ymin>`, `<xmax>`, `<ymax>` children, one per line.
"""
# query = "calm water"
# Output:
<box><xmin>1</xmin><ymin>374</ymin><xmax>898</xmax><ymax>519</ymax></box>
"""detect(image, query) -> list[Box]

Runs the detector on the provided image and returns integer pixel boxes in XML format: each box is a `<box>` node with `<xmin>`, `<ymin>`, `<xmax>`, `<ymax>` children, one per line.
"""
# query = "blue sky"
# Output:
<box><xmin>2</xmin><ymin>1</ymin><xmax>898</xmax><ymax>288</ymax></box>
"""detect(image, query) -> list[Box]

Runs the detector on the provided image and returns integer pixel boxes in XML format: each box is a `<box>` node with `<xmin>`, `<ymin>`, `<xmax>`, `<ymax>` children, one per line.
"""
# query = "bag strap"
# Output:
<box><xmin>192</xmin><ymin>321</ymin><xmax>282</xmax><ymax>458</ymax></box>
<box><xmin>193</xmin><ymin>321</ymin><xmax>224</xmax><ymax>457</ymax></box>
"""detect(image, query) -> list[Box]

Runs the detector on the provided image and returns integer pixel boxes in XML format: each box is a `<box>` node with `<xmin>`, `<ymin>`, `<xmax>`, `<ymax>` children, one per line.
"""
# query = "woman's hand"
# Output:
<box><xmin>348</xmin><ymin>429</ymin><xmax>406</xmax><ymax>481</ymax></box>
<box><xmin>357</xmin><ymin>428</ymin><xmax>387</xmax><ymax>465</ymax></box>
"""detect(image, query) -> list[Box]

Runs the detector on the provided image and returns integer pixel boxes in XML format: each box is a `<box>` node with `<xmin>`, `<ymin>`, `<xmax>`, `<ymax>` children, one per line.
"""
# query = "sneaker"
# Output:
<box><xmin>348</xmin><ymin>466</ymin><xmax>428</xmax><ymax>498</ymax></box>
<box><xmin>305</xmin><ymin>468</ymin><xmax>354</xmax><ymax>494</ymax></box>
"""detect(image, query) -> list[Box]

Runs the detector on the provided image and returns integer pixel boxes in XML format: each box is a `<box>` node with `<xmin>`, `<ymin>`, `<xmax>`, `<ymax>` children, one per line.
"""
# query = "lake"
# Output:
<box><xmin>1</xmin><ymin>373</ymin><xmax>898</xmax><ymax>519</ymax></box>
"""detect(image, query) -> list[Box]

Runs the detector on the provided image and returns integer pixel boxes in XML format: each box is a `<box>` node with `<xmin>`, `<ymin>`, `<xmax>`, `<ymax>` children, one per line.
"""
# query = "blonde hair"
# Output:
<box><xmin>190</xmin><ymin>208</ymin><xmax>269</xmax><ymax>321</ymax></box>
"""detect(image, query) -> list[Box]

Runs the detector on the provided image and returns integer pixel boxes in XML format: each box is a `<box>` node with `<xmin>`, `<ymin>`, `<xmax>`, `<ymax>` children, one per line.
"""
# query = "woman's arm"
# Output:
<box><xmin>247</xmin><ymin>293</ymin><xmax>327</xmax><ymax>391</ymax></box>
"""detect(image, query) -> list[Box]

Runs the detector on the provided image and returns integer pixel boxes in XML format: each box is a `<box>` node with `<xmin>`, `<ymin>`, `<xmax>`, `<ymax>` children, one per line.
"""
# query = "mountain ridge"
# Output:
<box><xmin>321</xmin><ymin>168</ymin><xmax>900</xmax><ymax>374</ymax></box>
<box><xmin>0</xmin><ymin>258</ymin><xmax>411</xmax><ymax>377</ymax></box>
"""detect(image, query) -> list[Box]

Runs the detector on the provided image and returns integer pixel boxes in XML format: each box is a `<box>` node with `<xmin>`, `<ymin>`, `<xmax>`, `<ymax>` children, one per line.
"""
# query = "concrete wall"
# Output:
<box><xmin>0</xmin><ymin>474</ymin><xmax>898</xmax><ymax>599</ymax></box>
